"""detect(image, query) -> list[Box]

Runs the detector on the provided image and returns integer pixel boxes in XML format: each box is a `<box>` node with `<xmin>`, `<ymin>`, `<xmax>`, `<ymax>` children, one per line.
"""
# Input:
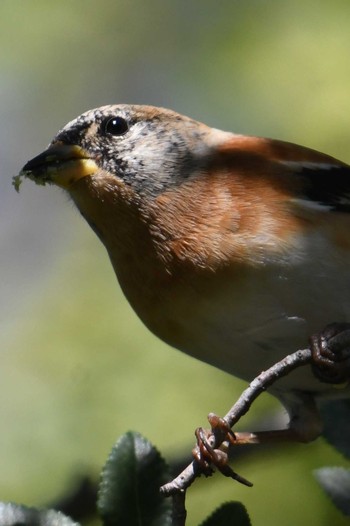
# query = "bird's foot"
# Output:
<box><xmin>310</xmin><ymin>322</ymin><xmax>350</xmax><ymax>384</ymax></box>
<box><xmin>192</xmin><ymin>415</ymin><xmax>253</xmax><ymax>486</ymax></box>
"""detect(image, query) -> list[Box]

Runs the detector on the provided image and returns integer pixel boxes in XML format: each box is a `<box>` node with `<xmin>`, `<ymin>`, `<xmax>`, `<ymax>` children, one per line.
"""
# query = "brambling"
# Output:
<box><xmin>18</xmin><ymin>105</ymin><xmax>350</xmax><ymax>443</ymax></box>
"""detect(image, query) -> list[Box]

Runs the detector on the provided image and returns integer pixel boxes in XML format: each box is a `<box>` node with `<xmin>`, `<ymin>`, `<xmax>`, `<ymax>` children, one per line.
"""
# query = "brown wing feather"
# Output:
<box><xmin>215</xmin><ymin>136</ymin><xmax>350</xmax><ymax>212</ymax></box>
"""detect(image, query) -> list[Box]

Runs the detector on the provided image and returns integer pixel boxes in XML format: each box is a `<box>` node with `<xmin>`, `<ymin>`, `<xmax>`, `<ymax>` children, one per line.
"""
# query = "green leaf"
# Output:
<box><xmin>97</xmin><ymin>432</ymin><xmax>172</xmax><ymax>526</ymax></box>
<box><xmin>314</xmin><ymin>467</ymin><xmax>350</xmax><ymax>516</ymax></box>
<box><xmin>11</xmin><ymin>174</ymin><xmax>23</xmax><ymax>193</ymax></box>
<box><xmin>0</xmin><ymin>502</ymin><xmax>78</xmax><ymax>526</ymax></box>
<box><xmin>320</xmin><ymin>399</ymin><xmax>350</xmax><ymax>459</ymax></box>
<box><xmin>199</xmin><ymin>502</ymin><xmax>251</xmax><ymax>526</ymax></box>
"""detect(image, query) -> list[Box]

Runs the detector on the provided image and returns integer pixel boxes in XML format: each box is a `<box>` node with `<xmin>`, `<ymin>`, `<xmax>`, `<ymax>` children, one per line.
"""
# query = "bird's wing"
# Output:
<box><xmin>216</xmin><ymin>135</ymin><xmax>350</xmax><ymax>213</ymax></box>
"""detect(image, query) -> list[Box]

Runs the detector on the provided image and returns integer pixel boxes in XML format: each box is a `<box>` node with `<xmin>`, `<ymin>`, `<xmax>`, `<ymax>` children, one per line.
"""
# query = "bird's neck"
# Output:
<box><xmin>69</xmin><ymin>175</ymin><xmax>180</xmax><ymax>306</ymax></box>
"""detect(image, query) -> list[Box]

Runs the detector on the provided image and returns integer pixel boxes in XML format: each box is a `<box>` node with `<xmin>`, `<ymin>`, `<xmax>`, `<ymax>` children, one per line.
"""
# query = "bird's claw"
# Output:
<box><xmin>192</xmin><ymin>414</ymin><xmax>253</xmax><ymax>487</ymax></box>
<box><xmin>192</xmin><ymin>427</ymin><xmax>216</xmax><ymax>476</ymax></box>
<box><xmin>310</xmin><ymin>322</ymin><xmax>350</xmax><ymax>384</ymax></box>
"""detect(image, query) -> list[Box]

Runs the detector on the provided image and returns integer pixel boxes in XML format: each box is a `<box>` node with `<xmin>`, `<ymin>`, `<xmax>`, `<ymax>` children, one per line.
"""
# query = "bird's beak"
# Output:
<box><xmin>20</xmin><ymin>142</ymin><xmax>99</xmax><ymax>189</ymax></box>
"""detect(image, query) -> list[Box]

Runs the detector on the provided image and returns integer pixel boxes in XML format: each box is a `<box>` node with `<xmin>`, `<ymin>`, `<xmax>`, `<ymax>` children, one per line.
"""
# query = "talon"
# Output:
<box><xmin>193</xmin><ymin>427</ymin><xmax>214</xmax><ymax>475</ymax></box>
<box><xmin>193</xmin><ymin>425</ymin><xmax>230</xmax><ymax>470</ymax></box>
<box><xmin>310</xmin><ymin>322</ymin><xmax>350</xmax><ymax>384</ymax></box>
<box><xmin>193</xmin><ymin>424</ymin><xmax>252</xmax><ymax>487</ymax></box>
<box><xmin>208</xmin><ymin>412</ymin><xmax>236</xmax><ymax>443</ymax></box>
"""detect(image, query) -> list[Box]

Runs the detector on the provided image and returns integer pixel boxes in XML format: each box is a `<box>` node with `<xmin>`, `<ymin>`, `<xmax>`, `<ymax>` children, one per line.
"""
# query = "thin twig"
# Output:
<box><xmin>171</xmin><ymin>490</ymin><xmax>187</xmax><ymax>526</ymax></box>
<box><xmin>160</xmin><ymin>348</ymin><xmax>312</xmax><ymax>496</ymax></box>
<box><xmin>223</xmin><ymin>348</ymin><xmax>312</xmax><ymax>428</ymax></box>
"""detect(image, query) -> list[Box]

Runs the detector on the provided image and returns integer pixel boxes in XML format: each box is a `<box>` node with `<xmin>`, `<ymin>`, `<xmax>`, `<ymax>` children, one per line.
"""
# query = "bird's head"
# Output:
<box><xmin>18</xmin><ymin>105</ymin><xmax>235</xmax><ymax>272</ymax></box>
<box><xmin>19</xmin><ymin>104</ymin><xmax>228</xmax><ymax>199</ymax></box>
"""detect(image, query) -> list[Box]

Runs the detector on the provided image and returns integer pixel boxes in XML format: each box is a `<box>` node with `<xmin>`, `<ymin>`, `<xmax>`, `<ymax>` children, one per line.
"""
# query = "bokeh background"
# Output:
<box><xmin>1</xmin><ymin>1</ymin><xmax>350</xmax><ymax>524</ymax></box>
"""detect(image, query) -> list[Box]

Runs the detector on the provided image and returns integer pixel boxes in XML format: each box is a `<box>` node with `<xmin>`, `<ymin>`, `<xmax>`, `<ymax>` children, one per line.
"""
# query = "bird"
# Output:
<box><xmin>18</xmin><ymin>104</ymin><xmax>350</xmax><ymax>445</ymax></box>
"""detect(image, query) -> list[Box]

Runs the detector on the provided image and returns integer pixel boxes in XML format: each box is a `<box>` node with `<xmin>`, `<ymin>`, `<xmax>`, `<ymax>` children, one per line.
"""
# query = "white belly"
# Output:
<box><xmin>152</xmin><ymin>251</ymin><xmax>350</xmax><ymax>396</ymax></box>
<box><xmin>109</xmin><ymin>220</ymin><xmax>350</xmax><ymax>399</ymax></box>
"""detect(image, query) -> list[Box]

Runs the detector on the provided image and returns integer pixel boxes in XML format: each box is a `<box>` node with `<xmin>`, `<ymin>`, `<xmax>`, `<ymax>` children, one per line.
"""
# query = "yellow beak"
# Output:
<box><xmin>21</xmin><ymin>142</ymin><xmax>99</xmax><ymax>189</ymax></box>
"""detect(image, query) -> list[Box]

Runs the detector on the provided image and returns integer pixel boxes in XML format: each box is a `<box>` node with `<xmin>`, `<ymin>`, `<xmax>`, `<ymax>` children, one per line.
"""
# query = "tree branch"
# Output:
<box><xmin>160</xmin><ymin>348</ymin><xmax>312</xmax><ymax>496</ymax></box>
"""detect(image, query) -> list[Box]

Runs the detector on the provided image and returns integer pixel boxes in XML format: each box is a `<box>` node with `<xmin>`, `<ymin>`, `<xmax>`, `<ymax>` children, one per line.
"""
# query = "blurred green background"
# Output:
<box><xmin>1</xmin><ymin>1</ymin><xmax>350</xmax><ymax>524</ymax></box>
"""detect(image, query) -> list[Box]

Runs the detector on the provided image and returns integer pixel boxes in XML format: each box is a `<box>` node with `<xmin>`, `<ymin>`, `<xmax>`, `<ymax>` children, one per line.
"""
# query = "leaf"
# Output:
<box><xmin>12</xmin><ymin>174</ymin><xmax>23</xmax><ymax>193</ymax></box>
<box><xmin>314</xmin><ymin>467</ymin><xmax>350</xmax><ymax>516</ymax></box>
<box><xmin>320</xmin><ymin>399</ymin><xmax>350</xmax><ymax>458</ymax></box>
<box><xmin>0</xmin><ymin>502</ymin><xmax>78</xmax><ymax>526</ymax></box>
<box><xmin>199</xmin><ymin>502</ymin><xmax>251</xmax><ymax>526</ymax></box>
<box><xmin>97</xmin><ymin>431</ymin><xmax>172</xmax><ymax>526</ymax></box>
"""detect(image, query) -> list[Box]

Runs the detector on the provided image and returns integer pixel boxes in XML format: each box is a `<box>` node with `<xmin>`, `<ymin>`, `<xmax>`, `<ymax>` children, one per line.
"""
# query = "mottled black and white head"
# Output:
<box><xmin>21</xmin><ymin>104</ymin><xmax>232</xmax><ymax>198</ymax></box>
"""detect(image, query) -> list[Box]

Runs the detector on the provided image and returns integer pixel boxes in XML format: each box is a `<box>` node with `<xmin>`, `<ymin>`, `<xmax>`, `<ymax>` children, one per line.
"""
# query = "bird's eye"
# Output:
<box><xmin>103</xmin><ymin>116</ymin><xmax>129</xmax><ymax>136</ymax></box>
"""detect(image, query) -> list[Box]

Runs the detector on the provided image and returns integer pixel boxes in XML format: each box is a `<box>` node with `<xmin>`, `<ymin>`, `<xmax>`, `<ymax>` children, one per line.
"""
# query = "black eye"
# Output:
<box><xmin>103</xmin><ymin>116</ymin><xmax>129</xmax><ymax>136</ymax></box>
